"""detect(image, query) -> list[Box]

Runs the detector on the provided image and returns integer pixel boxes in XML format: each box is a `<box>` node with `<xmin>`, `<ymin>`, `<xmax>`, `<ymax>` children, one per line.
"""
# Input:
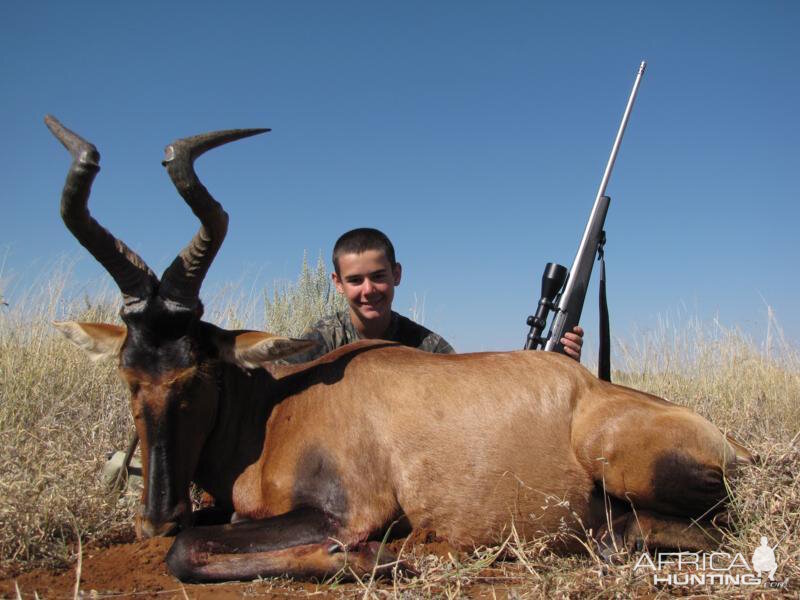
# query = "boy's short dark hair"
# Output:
<box><xmin>332</xmin><ymin>228</ymin><xmax>397</xmax><ymax>274</ymax></box>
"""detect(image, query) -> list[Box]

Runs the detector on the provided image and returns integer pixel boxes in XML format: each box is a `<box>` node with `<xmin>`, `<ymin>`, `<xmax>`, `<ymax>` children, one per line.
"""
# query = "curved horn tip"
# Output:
<box><xmin>44</xmin><ymin>115</ymin><xmax>100</xmax><ymax>166</ymax></box>
<box><xmin>162</xmin><ymin>128</ymin><xmax>271</xmax><ymax>165</ymax></box>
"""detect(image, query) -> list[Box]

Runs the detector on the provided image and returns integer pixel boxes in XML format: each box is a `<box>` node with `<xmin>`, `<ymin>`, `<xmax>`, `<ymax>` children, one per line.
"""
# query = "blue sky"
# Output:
<box><xmin>2</xmin><ymin>1</ymin><xmax>798</xmax><ymax>354</ymax></box>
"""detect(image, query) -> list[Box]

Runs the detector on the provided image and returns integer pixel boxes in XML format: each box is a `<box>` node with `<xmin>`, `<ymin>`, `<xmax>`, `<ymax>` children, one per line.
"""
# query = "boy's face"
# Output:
<box><xmin>332</xmin><ymin>249</ymin><xmax>402</xmax><ymax>325</ymax></box>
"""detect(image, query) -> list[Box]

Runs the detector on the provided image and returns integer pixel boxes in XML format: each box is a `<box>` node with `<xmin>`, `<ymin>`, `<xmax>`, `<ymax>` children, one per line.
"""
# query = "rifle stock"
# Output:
<box><xmin>543</xmin><ymin>195</ymin><xmax>610</xmax><ymax>353</ymax></box>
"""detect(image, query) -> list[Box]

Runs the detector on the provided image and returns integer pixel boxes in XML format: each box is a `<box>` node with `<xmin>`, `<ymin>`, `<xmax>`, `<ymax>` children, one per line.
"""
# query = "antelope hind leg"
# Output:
<box><xmin>596</xmin><ymin>510</ymin><xmax>723</xmax><ymax>556</ymax></box>
<box><xmin>166</xmin><ymin>507</ymin><xmax>400</xmax><ymax>582</ymax></box>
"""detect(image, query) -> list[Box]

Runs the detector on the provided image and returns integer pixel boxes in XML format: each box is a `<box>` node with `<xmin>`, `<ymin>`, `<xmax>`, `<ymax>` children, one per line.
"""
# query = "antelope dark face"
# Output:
<box><xmin>120</xmin><ymin>302</ymin><xmax>216</xmax><ymax>536</ymax></box>
<box><xmin>47</xmin><ymin>117</ymin><xmax>313</xmax><ymax>537</ymax></box>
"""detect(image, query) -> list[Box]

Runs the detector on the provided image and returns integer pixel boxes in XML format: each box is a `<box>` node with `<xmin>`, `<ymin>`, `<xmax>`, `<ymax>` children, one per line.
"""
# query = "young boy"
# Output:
<box><xmin>284</xmin><ymin>228</ymin><xmax>584</xmax><ymax>362</ymax></box>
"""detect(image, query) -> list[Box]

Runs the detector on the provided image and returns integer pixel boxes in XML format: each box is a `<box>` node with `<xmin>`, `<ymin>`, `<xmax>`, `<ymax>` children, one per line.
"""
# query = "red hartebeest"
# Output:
<box><xmin>47</xmin><ymin>116</ymin><xmax>753</xmax><ymax>582</ymax></box>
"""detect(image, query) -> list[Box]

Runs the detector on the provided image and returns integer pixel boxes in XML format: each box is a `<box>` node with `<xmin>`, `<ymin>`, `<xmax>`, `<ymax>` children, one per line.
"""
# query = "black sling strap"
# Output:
<box><xmin>597</xmin><ymin>231</ymin><xmax>611</xmax><ymax>382</ymax></box>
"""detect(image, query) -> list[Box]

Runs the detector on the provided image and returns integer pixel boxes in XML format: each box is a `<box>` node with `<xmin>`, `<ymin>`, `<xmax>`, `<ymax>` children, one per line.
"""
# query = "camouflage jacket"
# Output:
<box><xmin>281</xmin><ymin>310</ymin><xmax>454</xmax><ymax>364</ymax></box>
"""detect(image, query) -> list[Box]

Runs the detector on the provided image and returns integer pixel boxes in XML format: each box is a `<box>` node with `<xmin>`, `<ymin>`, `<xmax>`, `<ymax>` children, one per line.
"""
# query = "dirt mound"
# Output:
<box><xmin>2</xmin><ymin>539</ymin><xmax>182</xmax><ymax>599</ymax></box>
<box><xmin>1</xmin><ymin>538</ymin><xmax>325</xmax><ymax>599</ymax></box>
<box><xmin>0</xmin><ymin>533</ymin><xmax>468</xmax><ymax>599</ymax></box>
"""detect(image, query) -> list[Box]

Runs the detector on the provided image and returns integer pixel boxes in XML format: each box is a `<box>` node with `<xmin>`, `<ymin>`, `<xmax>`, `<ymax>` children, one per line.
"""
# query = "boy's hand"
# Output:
<box><xmin>561</xmin><ymin>326</ymin><xmax>584</xmax><ymax>362</ymax></box>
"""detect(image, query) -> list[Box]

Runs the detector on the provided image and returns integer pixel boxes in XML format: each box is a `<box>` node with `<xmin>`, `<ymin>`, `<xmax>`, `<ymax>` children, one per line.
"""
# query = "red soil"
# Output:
<box><xmin>0</xmin><ymin>531</ymin><xmax>468</xmax><ymax>599</ymax></box>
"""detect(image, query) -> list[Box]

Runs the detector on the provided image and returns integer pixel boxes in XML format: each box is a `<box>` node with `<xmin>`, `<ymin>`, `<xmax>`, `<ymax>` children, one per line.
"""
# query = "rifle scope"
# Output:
<box><xmin>524</xmin><ymin>262</ymin><xmax>568</xmax><ymax>350</ymax></box>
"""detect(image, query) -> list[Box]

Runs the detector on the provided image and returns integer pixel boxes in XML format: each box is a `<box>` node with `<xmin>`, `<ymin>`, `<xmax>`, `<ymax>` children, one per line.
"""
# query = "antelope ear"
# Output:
<box><xmin>725</xmin><ymin>433</ymin><xmax>756</xmax><ymax>465</ymax></box>
<box><xmin>53</xmin><ymin>321</ymin><xmax>127</xmax><ymax>361</ymax></box>
<box><xmin>228</xmin><ymin>332</ymin><xmax>317</xmax><ymax>369</ymax></box>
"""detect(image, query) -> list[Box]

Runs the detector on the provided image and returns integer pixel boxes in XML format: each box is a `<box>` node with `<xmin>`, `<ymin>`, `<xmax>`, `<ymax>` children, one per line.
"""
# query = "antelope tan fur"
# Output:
<box><xmin>47</xmin><ymin>116</ymin><xmax>753</xmax><ymax>582</ymax></box>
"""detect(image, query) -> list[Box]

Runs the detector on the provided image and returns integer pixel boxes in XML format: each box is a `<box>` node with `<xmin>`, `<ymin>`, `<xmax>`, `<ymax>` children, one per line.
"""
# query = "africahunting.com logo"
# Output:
<box><xmin>633</xmin><ymin>536</ymin><xmax>789</xmax><ymax>588</ymax></box>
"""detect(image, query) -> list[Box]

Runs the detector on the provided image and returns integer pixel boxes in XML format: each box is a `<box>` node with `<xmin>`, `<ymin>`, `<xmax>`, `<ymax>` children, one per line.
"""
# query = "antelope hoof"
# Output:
<box><xmin>137</xmin><ymin>515</ymin><xmax>181</xmax><ymax>539</ymax></box>
<box><xmin>335</xmin><ymin>541</ymin><xmax>418</xmax><ymax>579</ymax></box>
<box><xmin>593</xmin><ymin>526</ymin><xmax>629</xmax><ymax>564</ymax></box>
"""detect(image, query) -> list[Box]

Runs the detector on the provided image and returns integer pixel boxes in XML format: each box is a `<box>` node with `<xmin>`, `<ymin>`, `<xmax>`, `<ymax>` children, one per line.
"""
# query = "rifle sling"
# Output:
<box><xmin>597</xmin><ymin>232</ymin><xmax>611</xmax><ymax>382</ymax></box>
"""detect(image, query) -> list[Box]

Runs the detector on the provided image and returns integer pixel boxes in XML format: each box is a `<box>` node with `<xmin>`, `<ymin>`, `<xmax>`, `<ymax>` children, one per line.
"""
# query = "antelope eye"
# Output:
<box><xmin>130</xmin><ymin>401</ymin><xmax>143</xmax><ymax>420</ymax></box>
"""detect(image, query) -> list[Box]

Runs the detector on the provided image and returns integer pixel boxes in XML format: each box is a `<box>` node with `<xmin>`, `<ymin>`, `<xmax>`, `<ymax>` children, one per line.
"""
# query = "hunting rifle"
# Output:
<box><xmin>524</xmin><ymin>61</ymin><xmax>646</xmax><ymax>382</ymax></box>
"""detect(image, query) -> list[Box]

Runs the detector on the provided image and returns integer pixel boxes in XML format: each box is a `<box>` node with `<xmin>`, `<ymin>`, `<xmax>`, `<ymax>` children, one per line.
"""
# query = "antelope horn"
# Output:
<box><xmin>45</xmin><ymin>115</ymin><xmax>158</xmax><ymax>309</ymax></box>
<box><xmin>158</xmin><ymin>128</ymin><xmax>270</xmax><ymax>309</ymax></box>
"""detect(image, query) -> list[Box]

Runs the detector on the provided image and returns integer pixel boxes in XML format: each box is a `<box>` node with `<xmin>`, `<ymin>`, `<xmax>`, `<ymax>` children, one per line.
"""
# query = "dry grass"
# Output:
<box><xmin>613</xmin><ymin>310</ymin><xmax>800</xmax><ymax>440</ymax></box>
<box><xmin>263</xmin><ymin>251</ymin><xmax>347</xmax><ymax>337</ymax></box>
<box><xmin>1</xmin><ymin>260</ymin><xmax>798</xmax><ymax>597</ymax></box>
<box><xmin>0</xmin><ymin>261</ymin><xmax>135</xmax><ymax>574</ymax></box>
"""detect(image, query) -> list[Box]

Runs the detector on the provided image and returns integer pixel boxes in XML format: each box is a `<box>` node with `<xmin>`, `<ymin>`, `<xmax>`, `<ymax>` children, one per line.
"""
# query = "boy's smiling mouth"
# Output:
<box><xmin>360</xmin><ymin>296</ymin><xmax>385</xmax><ymax>310</ymax></box>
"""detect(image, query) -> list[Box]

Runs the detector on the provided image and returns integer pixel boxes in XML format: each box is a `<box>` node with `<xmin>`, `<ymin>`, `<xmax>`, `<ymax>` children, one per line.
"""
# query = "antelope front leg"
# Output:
<box><xmin>167</xmin><ymin>507</ymin><xmax>401</xmax><ymax>582</ymax></box>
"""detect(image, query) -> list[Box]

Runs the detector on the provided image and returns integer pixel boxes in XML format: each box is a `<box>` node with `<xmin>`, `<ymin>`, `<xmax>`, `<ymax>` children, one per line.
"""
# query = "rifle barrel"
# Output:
<box><xmin>543</xmin><ymin>61</ymin><xmax>646</xmax><ymax>352</ymax></box>
<box><xmin>596</xmin><ymin>60</ymin><xmax>646</xmax><ymax>202</ymax></box>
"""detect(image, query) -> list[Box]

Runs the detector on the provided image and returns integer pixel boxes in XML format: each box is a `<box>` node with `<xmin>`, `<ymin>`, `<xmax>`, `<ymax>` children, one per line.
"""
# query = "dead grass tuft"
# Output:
<box><xmin>0</xmin><ymin>262</ymin><xmax>136</xmax><ymax>576</ymax></box>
